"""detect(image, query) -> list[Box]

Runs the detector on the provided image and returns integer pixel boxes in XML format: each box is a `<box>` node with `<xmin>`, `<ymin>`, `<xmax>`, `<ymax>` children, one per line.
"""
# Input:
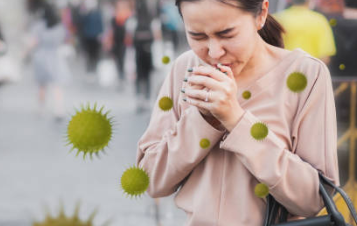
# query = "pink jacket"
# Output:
<box><xmin>136</xmin><ymin>48</ymin><xmax>339</xmax><ymax>226</ymax></box>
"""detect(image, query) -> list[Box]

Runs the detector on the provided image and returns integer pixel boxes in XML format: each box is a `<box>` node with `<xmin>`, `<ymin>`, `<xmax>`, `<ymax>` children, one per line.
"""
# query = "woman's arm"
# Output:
<box><xmin>136</xmin><ymin>55</ymin><xmax>226</xmax><ymax>198</ymax></box>
<box><xmin>220</xmin><ymin>62</ymin><xmax>339</xmax><ymax>217</ymax></box>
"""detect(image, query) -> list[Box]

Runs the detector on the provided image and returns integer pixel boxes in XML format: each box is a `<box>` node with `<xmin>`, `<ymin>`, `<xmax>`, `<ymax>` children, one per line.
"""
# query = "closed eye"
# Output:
<box><xmin>188</xmin><ymin>27</ymin><xmax>236</xmax><ymax>39</ymax></box>
<box><xmin>221</xmin><ymin>36</ymin><xmax>234</xmax><ymax>39</ymax></box>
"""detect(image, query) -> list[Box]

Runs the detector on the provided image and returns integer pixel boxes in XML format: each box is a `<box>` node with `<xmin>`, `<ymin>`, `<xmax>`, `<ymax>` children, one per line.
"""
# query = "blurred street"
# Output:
<box><xmin>0</xmin><ymin>51</ymin><xmax>187</xmax><ymax>226</ymax></box>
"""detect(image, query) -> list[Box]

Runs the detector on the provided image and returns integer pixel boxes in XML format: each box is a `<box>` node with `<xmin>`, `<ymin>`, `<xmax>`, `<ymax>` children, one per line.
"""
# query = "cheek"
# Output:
<box><xmin>187</xmin><ymin>38</ymin><xmax>207</xmax><ymax>58</ymax></box>
<box><xmin>223</xmin><ymin>38</ymin><xmax>246</xmax><ymax>61</ymax></box>
<box><xmin>226</xmin><ymin>33</ymin><xmax>256</xmax><ymax>59</ymax></box>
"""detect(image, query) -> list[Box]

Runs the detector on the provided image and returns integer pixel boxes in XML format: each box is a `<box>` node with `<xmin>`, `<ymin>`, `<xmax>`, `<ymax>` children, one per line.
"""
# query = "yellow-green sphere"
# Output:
<box><xmin>159</xmin><ymin>96</ymin><xmax>173</xmax><ymax>111</ymax></box>
<box><xmin>242</xmin><ymin>91</ymin><xmax>251</xmax><ymax>100</ymax></box>
<box><xmin>254</xmin><ymin>183</ymin><xmax>269</xmax><ymax>198</ymax></box>
<box><xmin>251</xmin><ymin>122</ymin><xmax>268</xmax><ymax>141</ymax></box>
<box><xmin>121</xmin><ymin>166</ymin><xmax>150</xmax><ymax>198</ymax></box>
<box><xmin>162</xmin><ymin>56</ymin><xmax>170</xmax><ymax>64</ymax></box>
<box><xmin>287</xmin><ymin>72</ymin><xmax>307</xmax><ymax>93</ymax></box>
<box><xmin>200</xmin><ymin>138</ymin><xmax>211</xmax><ymax>149</ymax></box>
<box><xmin>339</xmin><ymin>64</ymin><xmax>346</xmax><ymax>70</ymax></box>
<box><xmin>329</xmin><ymin>18</ymin><xmax>337</xmax><ymax>27</ymax></box>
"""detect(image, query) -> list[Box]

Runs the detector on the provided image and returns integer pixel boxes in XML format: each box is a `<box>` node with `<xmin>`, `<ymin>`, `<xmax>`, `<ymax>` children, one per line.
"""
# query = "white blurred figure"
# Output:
<box><xmin>0</xmin><ymin>24</ymin><xmax>21</xmax><ymax>86</ymax></box>
<box><xmin>27</xmin><ymin>2</ymin><xmax>70</xmax><ymax>120</ymax></box>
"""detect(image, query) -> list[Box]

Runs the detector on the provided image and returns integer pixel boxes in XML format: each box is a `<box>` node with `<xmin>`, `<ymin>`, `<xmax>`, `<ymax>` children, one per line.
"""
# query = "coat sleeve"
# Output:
<box><xmin>219</xmin><ymin>62</ymin><xmax>339</xmax><ymax>217</ymax></box>
<box><xmin>136</xmin><ymin>56</ymin><xmax>226</xmax><ymax>198</ymax></box>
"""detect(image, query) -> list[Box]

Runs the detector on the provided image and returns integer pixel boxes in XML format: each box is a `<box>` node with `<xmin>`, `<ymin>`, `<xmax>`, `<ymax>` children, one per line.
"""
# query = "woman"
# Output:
<box><xmin>136</xmin><ymin>0</ymin><xmax>339</xmax><ymax>225</ymax></box>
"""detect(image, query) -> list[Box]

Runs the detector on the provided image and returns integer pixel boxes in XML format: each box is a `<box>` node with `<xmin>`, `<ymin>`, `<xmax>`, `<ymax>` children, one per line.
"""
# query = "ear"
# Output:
<box><xmin>256</xmin><ymin>0</ymin><xmax>269</xmax><ymax>30</ymax></box>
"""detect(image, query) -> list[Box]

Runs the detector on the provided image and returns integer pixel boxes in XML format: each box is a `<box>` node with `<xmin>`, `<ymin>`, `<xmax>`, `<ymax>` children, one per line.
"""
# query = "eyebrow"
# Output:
<box><xmin>188</xmin><ymin>27</ymin><xmax>235</xmax><ymax>36</ymax></box>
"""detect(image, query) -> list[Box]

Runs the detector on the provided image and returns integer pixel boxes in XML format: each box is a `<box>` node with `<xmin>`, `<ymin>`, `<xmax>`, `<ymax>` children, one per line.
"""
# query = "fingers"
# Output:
<box><xmin>191</xmin><ymin>65</ymin><xmax>229</xmax><ymax>82</ymax></box>
<box><xmin>186</xmin><ymin>75</ymin><xmax>221</xmax><ymax>90</ymax></box>
<box><xmin>184</xmin><ymin>95</ymin><xmax>211</xmax><ymax>110</ymax></box>
<box><xmin>183</xmin><ymin>87</ymin><xmax>213</xmax><ymax>102</ymax></box>
<box><xmin>216</xmin><ymin>63</ymin><xmax>234</xmax><ymax>80</ymax></box>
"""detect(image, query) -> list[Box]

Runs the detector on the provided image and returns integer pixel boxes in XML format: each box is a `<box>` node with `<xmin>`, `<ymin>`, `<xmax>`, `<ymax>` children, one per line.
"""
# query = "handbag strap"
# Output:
<box><xmin>319</xmin><ymin>172</ymin><xmax>357</xmax><ymax>224</ymax></box>
<box><xmin>318</xmin><ymin>181</ymin><xmax>346</xmax><ymax>225</ymax></box>
<box><xmin>264</xmin><ymin>172</ymin><xmax>357</xmax><ymax>226</ymax></box>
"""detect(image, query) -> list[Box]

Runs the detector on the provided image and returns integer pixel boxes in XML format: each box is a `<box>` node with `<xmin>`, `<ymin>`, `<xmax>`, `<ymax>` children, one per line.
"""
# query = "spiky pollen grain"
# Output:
<box><xmin>121</xmin><ymin>166</ymin><xmax>150</xmax><ymax>198</ymax></box>
<box><xmin>66</xmin><ymin>104</ymin><xmax>113</xmax><ymax>159</ymax></box>
<box><xmin>33</xmin><ymin>203</ymin><xmax>98</xmax><ymax>226</ymax></box>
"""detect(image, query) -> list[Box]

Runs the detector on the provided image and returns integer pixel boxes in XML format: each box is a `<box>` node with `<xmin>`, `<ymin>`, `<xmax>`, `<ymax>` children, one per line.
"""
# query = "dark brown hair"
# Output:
<box><xmin>175</xmin><ymin>0</ymin><xmax>285</xmax><ymax>48</ymax></box>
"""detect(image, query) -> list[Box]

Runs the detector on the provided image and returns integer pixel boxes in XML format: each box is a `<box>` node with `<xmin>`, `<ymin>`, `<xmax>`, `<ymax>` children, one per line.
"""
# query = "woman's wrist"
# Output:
<box><xmin>223</xmin><ymin>110</ymin><xmax>245</xmax><ymax>132</ymax></box>
<box><xmin>202</xmin><ymin>114</ymin><xmax>225</xmax><ymax>131</ymax></box>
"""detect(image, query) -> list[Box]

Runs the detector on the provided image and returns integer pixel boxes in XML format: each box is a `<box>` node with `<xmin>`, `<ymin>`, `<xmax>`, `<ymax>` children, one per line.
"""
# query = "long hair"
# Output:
<box><xmin>175</xmin><ymin>0</ymin><xmax>285</xmax><ymax>48</ymax></box>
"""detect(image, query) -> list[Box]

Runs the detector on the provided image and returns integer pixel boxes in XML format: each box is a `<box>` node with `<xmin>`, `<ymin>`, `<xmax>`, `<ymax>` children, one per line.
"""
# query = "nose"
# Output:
<box><xmin>208</xmin><ymin>38</ymin><xmax>225</xmax><ymax>59</ymax></box>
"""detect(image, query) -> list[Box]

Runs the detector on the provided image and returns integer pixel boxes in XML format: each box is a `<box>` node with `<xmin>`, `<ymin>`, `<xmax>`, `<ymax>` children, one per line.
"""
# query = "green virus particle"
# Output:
<box><xmin>33</xmin><ymin>202</ymin><xmax>110</xmax><ymax>226</ymax></box>
<box><xmin>286</xmin><ymin>72</ymin><xmax>307</xmax><ymax>93</ymax></box>
<box><xmin>251</xmin><ymin>122</ymin><xmax>268</xmax><ymax>141</ymax></box>
<box><xmin>158</xmin><ymin>96</ymin><xmax>173</xmax><ymax>111</ymax></box>
<box><xmin>254</xmin><ymin>183</ymin><xmax>269</xmax><ymax>198</ymax></box>
<box><xmin>162</xmin><ymin>56</ymin><xmax>171</xmax><ymax>64</ymax></box>
<box><xmin>121</xmin><ymin>166</ymin><xmax>150</xmax><ymax>198</ymax></box>
<box><xmin>66</xmin><ymin>103</ymin><xmax>114</xmax><ymax>159</ymax></box>
<box><xmin>242</xmin><ymin>90</ymin><xmax>251</xmax><ymax>100</ymax></box>
<box><xmin>339</xmin><ymin>64</ymin><xmax>346</xmax><ymax>70</ymax></box>
<box><xmin>200</xmin><ymin>138</ymin><xmax>211</xmax><ymax>149</ymax></box>
<box><xmin>329</xmin><ymin>18</ymin><xmax>337</xmax><ymax>27</ymax></box>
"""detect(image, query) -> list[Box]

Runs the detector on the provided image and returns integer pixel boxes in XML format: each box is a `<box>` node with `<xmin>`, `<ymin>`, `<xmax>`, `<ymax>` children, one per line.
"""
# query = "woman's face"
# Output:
<box><xmin>181</xmin><ymin>0</ymin><xmax>263</xmax><ymax>76</ymax></box>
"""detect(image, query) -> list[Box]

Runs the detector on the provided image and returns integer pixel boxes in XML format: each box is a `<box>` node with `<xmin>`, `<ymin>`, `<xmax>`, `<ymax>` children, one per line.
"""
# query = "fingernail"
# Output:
<box><xmin>181</xmin><ymin>88</ymin><xmax>185</xmax><ymax>93</ymax></box>
<box><xmin>224</xmin><ymin>72</ymin><xmax>228</xmax><ymax>75</ymax></box>
<box><xmin>183</xmin><ymin>98</ymin><xmax>187</xmax><ymax>102</ymax></box>
<box><xmin>187</xmin><ymin>68</ymin><xmax>193</xmax><ymax>72</ymax></box>
<box><xmin>218</xmin><ymin>63</ymin><xmax>222</xmax><ymax>67</ymax></box>
<box><xmin>183</xmin><ymin>77</ymin><xmax>188</xmax><ymax>82</ymax></box>
<box><xmin>216</xmin><ymin>68</ymin><xmax>221</xmax><ymax>71</ymax></box>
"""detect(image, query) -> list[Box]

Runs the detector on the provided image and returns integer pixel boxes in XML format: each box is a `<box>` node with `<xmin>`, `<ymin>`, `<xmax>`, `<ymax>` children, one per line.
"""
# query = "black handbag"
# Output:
<box><xmin>264</xmin><ymin>172</ymin><xmax>357</xmax><ymax>226</ymax></box>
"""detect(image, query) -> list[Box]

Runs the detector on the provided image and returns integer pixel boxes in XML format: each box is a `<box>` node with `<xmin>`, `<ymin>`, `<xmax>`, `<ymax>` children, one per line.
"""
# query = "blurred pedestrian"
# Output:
<box><xmin>344</xmin><ymin>0</ymin><xmax>357</xmax><ymax>19</ymax></box>
<box><xmin>274</xmin><ymin>0</ymin><xmax>336</xmax><ymax>65</ymax></box>
<box><xmin>158</xmin><ymin>0</ymin><xmax>181</xmax><ymax>51</ymax></box>
<box><xmin>0</xmin><ymin>24</ymin><xmax>7</xmax><ymax>86</ymax></box>
<box><xmin>27</xmin><ymin>2</ymin><xmax>69</xmax><ymax>120</ymax></box>
<box><xmin>327</xmin><ymin>1</ymin><xmax>357</xmax><ymax>76</ymax></box>
<box><xmin>0</xmin><ymin>24</ymin><xmax>6</xmax><ymax>57</ymax></box>
<box><xmin>69</xmin><ymin>0</ymin><xmax>84</xmax><ymax>52</ymax></box>
<box><xmin>314</xmin><ymin>0</ymin><xmax>345</xmax><ymax>17</ymax></box>
<box><xmin>133</xmin><ymin>0</ymin><xmax>154</xmax><ymax>113</ymax></box>
<box><xmin>110</xmin><ymin>0</ymin><xmax>133</xmax><ymax>87</ymax></box>
<box><xmin>81</xmin><ymin>0</ymin><xmax>104</xmax><ymax>75</ymax></box>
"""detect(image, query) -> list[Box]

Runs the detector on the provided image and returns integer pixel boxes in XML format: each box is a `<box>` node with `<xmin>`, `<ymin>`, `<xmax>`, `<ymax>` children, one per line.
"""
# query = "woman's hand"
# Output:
<box><xmin>183</xmin><ymin>64</ymin><xmax>245</xmax><ymax>132</ymax></box>
<box><xmin>185</xmin><ymin>84</ymin><xmax>212</xmax><ymax>117</ymax></box>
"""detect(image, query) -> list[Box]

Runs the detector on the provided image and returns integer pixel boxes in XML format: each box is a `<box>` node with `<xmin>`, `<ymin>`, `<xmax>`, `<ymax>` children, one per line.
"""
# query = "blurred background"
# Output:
<box><xmin>0</xmin><ymin>0</ymin><xmax>356</xmax><ymax>225</ymax></box>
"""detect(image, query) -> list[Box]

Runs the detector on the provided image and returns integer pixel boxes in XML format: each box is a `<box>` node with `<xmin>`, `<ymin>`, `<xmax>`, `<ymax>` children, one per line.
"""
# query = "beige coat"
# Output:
<box><xmin>136</xmin><ymin>48</ymin><xmax>339</xmax><ymax>226</ymax></box>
